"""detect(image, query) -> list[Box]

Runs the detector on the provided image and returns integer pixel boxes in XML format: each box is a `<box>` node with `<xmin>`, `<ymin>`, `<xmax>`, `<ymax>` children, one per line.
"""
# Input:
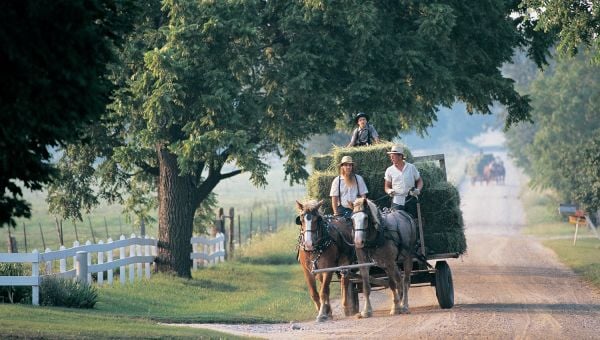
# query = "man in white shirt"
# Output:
<box><xmin>330</xmin><ymin>156</ymin><xmax>369</xmax><ymax>217</ymax></box>
<box><xmin>384</xmin><ymin>145</ymin><xmax>423</xmax><ymax>217</ymax></box>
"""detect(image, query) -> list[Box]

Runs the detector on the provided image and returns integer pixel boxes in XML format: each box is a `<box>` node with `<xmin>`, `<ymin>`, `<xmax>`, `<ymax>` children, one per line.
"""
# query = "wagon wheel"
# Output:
<box><xmin>434</xmin><ymin>261</ymin><xmax>454</xmax><ymax>309</ymax></box>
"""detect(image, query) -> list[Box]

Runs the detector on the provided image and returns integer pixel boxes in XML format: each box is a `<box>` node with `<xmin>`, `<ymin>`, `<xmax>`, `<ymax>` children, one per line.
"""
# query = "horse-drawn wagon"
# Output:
<box><xmin>299</xmin><ymin>145</ymin><xmax>466</xmax><ymax>319</ymax></box>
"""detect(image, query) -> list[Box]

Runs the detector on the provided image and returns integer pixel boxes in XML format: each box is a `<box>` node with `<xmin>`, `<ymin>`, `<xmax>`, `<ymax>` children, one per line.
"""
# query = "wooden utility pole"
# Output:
<box><xmin>88</xmin><ymin>216</ymin><xmax>96</xmax><ymax>243</ymax></box>
<box><xmin>38</xmin><ymin>223</ymin><xmax>46</xmax><ymax>250</ymax></box>
<box><xmin>104</xmin><ymin>217</ymin><xmax>110</xmax><ymax>239</ymax></box>
<box><xmin>55</xmin><ymin>217</ymin><xmax>64</xmax><ymax>246</ymax></box>
<box><xmin>228</xmin><ymin>207</ymin><xmax>235</xmax><ymax>257</ymax></box>
<box><xmin>7</xmin><ymin>226</ymin><xmax>18</xmax><ymax>253</ymax></box>
<box><xmin>23</xmin><ymin>222</ymin><xmax>28</xmax><ymax>253</ymax></box>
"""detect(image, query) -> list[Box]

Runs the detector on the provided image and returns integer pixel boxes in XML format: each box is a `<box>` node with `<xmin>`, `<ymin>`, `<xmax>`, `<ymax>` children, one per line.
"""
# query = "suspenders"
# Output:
<box><xmin>338</xmin><ymin>174</ymin><xmax>361</xmax><ymax>202</ymax></box>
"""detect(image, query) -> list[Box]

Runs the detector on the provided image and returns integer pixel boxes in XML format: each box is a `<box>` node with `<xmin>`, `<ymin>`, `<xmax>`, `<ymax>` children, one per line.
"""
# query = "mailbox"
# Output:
<box><xmin>558</xmin><ymin>203</ymin><xmax>578</xmax><ymax>216</ymax></box>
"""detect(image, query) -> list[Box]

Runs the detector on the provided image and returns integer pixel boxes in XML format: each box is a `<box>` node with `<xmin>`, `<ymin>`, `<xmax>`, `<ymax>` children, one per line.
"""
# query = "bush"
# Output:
<box><xmin>0</xmin><ymin>263</ymin><xmax>31</xmax><ymax>304</ymax></box>
<box><xmin>40</xmin><ymin>277</ymin><xmax>98</xmax><ymax>308</ymax></box>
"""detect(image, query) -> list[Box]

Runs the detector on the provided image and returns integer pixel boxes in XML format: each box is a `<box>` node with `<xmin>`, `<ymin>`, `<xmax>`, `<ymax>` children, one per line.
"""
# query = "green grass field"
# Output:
<box><xmin>0</xmin><ymin>225</ymin><xmax>317</xmax><ymax>338</ymax></box>
<box><xmin>519</xmin><ymin>183</ymin><xmax>600</xmax><ymax>289</ymax></box>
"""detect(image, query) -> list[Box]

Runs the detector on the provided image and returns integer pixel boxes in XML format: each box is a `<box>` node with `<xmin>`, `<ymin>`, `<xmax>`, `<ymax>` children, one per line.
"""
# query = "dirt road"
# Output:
<box><xmin>180</xmin><ymin>155</ymin><xmax>600</xmax><ymax>339</ymax></box>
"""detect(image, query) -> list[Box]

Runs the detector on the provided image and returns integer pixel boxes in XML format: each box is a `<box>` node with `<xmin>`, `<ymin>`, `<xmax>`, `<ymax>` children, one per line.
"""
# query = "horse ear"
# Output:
<box><xmin>317</xmin><ymin>200</ymin><xmax>324</xmax><ymax>209</ymax></box>
<box><xmin>295</xmin><ymin>200</ymin><xmax>303</xmax><ymax>211</ymax></box>
<box><xmin>347</xmin><ymin>201</ymin><xmax>354</xmax><ymax>209</ymax></box>
<box><xmin>295</xmin><ymin>216</ymin><xmax>302</xmax><ymax>225</ymax></box>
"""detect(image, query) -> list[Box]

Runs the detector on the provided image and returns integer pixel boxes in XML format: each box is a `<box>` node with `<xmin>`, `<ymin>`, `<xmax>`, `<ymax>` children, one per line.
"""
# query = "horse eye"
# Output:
<box><xmin>295</xmin><ymin>216</ymin><xmax>302</xmax><ymax>225</ymax></box>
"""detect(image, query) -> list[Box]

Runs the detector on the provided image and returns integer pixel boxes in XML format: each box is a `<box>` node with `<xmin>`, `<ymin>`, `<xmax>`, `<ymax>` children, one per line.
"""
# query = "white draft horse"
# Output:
<box><xmin>350</xmin><ymin>197</ymin><xmax>417</xmax><ymax>317</ymax></box>
<box><xmin>295</xmin><ymin>200</ymin><xmax>356</xmax><ymax>321</ymax></box>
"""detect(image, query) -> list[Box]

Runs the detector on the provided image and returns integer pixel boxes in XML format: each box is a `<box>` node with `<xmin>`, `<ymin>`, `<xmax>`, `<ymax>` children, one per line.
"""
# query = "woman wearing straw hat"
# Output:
<box><xmin>347</xmin><ymin>112</ymin><xmax>380</xmax><ymax>147</ymax></box>
<box><xmin>384</xmin><ymin>145</ymin><xmax>423</xmax><ymax>217</ymax></box>
<box><xmin>330</xmin><ymin>155</ymin><xmax>369</xmax><ymax>217</ymax></box>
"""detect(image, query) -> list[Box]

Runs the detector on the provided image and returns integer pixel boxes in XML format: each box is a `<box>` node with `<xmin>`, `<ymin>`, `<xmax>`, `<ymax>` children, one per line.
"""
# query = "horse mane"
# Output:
<box><xmin>297</xmin><ymin>199</ymin><xmax>324</xmax><ymax>215</ymax></box>
<box><xmin>365</xmin><ymin>199</ymin><xmax>381</xmax><ymax>227</ymax></box>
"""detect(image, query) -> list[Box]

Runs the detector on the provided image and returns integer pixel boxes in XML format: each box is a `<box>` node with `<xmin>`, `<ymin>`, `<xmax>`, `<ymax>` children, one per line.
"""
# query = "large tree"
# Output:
<box><xmin>521</xmin><ymin>0</ymin><xmax>599</xmax><ymax>63</ymax></box>
<box><xmin>50</xmin><ymin>0</ymin><xmax>548</xmax><ymax>277</ymax></box>
<box><xmin>0</xmin><ymin>1</ymin><xmax>134</xmax><ymax>227</ymax></box>
<box><xmin>506</xmin><ymin>51</ymin><xmax>600</xmax><ymax>213</ymax></box>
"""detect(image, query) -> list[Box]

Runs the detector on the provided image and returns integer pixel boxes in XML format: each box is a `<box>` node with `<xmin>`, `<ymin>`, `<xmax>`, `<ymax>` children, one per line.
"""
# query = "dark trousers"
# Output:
<box><xmin>336</xmin><ymin>206</ymin><xmax>353</xmax><ymax>218</ymax></box>
<box><xmin>391</xmin><ymin>198</ymin><xmax>417</xmax><ymax>218</ymax></box>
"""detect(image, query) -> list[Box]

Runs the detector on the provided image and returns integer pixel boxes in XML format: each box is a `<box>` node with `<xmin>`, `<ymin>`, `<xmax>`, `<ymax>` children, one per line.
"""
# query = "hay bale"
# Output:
<box><xmin>424</xmin><ymin>230</ymin><xmax>467</xmax><ymax>255</ymax></box>
<box><xmin>310</xmin><ymin>154</ymin><xmax>333</xmax><ymax>172</ymax></box>
<box><xmin>305</xmin><ymin>143</ymin><xmax>467</xmax><ymax>255</ymax></box>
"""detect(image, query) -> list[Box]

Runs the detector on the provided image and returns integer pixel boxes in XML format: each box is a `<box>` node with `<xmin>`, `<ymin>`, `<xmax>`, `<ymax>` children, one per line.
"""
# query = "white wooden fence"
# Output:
<box><xmin>0</xmin><ymin>233</ymin><xmax>225</xmax><ymax>305</ymax></box>
<box><xmin>191</xmin><ymin>232</ymin><xmax>225</xmax><ymax>269</ymax></box>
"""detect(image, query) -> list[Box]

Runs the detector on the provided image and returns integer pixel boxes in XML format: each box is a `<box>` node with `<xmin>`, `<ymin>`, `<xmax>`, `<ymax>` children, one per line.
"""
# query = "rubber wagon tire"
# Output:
<box><xmin>434</xmin><ymin>261</ymin><xmax>454</xmax><ymax>309</ymax></box>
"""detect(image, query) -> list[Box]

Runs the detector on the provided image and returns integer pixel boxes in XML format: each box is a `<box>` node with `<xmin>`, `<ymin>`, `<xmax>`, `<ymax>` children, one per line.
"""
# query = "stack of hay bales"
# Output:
<box><xmin>307</xmin><ymin>143</ymin><xmax>466</xmax><ymax>255</ymax></box>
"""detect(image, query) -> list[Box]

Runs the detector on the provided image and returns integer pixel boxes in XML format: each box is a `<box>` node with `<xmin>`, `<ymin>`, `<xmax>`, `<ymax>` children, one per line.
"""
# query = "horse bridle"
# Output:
<box><xmin>351</xmin><ymin>207</ymin><xmax>385</xmax><ymax>249</ymax></box>
<box><xmin>296</xmin><ymin>212</ymin><xmax>333</xmax><ymax>253</ymax></box>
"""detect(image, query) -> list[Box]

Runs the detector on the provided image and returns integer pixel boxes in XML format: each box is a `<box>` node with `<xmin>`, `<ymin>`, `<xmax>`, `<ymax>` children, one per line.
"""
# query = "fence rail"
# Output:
<box><xmin>1</xmin><ymin>233</ymin><xmax>225</xmax><ymax>305</ymax></box>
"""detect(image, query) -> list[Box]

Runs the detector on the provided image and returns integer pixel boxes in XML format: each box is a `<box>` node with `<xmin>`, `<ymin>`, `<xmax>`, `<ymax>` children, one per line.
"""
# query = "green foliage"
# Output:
<box><xmin>0</xmin><ymin>0</ymin><xmax>136</xmax><ymax>227</ymax></box>
<box><xmin>521</xmin><ymin>0</ymin><xmax>600</xmax><ymax>63</ymax></box>
<box><xmin>506</xmin><ymin>52</ymin><xmax>600</xmax><ymax>213</ymax></box>
<box><xmin>0</xmin><ymin>263</ymin><xmax>31</xmax><ymax>304</ymax></box>
<box><xmin>40</xmin><ymin>277</ymin><xmax>98</xmax><ymax>308</ymax></box>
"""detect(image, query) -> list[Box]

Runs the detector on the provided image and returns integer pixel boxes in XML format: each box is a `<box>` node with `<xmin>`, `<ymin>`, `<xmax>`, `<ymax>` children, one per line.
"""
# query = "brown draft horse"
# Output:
<box><xmin>295</xmin><ymin>199</ymin><xmax>356</xmax><ymax>322</ymax></box>
<box><xmin>350</xmin><ymin>197</ymin><xmax>417</xmax><ymax>317</ymax></box>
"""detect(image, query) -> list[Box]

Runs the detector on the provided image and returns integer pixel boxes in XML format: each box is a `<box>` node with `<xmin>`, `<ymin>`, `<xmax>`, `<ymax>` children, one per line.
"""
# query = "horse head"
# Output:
<box><xmin>295</xmin><ymin>199</ymin><xmax>326</xmax><ymax>251</ymax></box>
<box><xmin>349</xmin><ymin>198</ymin><xmax>381</xmax><ymax>249</ymax></box>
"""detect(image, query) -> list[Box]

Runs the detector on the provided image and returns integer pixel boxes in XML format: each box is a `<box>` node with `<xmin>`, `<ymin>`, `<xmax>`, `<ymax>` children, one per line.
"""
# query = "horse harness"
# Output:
<box><xmin>296</xmin><ymin>213</ymin><xmax>336</xmax><ymax>270</ymax></box>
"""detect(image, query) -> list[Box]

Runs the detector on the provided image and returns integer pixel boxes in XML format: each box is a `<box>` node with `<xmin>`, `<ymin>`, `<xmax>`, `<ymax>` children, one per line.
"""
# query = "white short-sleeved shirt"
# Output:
<box><xmin>384</xmin><ymin>163</ymin><xmax>420</xmax><ymax>205</ymax></box>
<box><xmin>329</xmin><ymin>175</ymin><xmax>369</xmax><ymax>208</ymax></box>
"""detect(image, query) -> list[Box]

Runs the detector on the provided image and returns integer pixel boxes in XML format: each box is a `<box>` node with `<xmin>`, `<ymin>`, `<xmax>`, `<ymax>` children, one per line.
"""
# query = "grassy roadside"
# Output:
<box><xmin>0</xmin><ymin>225</ymin><xmax>320</xmax><ymax>338</ymax></box>
<box><xmin>519</xmin><ymin>184</ymin><xmax>600</xmax><ymax>289</ymax></box>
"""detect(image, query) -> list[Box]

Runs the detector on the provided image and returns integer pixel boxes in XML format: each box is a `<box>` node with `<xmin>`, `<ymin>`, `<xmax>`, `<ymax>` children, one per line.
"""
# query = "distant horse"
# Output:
<box><xmin>483</xmin><ymin>163</ymin><xmax>495</xmax><ymax>185</ymax></box>
<box><xmin>492</xmin><ymin>162</ymin><xmax>505</xmax><ymax>184</ymax></box>
<box><xmin>295</xmin><ymin>200</ymin><xmax>356</xmax><ymax>321</ymax></box>
<box><xmin>350</xmin><ymin>198</ymin><xmax>417</xmax><ymax>317</ymax></box>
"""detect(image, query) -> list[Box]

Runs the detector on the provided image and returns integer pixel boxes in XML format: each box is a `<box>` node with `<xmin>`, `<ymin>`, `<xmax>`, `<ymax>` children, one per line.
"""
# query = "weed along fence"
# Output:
<box><xmin>1</xmin><ymin>233</ymin><xmax>225</xmax><ymax>306</ymax></box>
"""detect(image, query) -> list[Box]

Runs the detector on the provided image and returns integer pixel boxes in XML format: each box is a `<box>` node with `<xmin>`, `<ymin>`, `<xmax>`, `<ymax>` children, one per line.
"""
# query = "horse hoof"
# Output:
<box><xmin>360</xmin><ymin>311</ymin><xmax>372</xmax><ymax>318</ymax></box>
<box><xmin>316</xmin><ymin>315</ymin><xmax>329</xmax><ymax>322</ymax></box>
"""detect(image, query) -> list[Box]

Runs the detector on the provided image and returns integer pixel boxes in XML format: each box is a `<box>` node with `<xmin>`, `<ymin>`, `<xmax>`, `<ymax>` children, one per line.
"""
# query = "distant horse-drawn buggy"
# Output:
<box><xmin>466</xmin><ymin>153</ymin><xmax>505</xmax><ymax>185</ymax></box>
<box><xmin>297</xmin><ymin>145</ymin><xmax>466</xmax><ymax>321</ymax></box>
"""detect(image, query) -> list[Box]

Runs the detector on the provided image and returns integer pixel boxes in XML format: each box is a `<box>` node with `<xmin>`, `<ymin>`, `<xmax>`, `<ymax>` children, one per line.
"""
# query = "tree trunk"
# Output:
<box><xmin>156</xmin><ymin>145</ymin><xmax>197</xmax><ymax>278</ymax></box>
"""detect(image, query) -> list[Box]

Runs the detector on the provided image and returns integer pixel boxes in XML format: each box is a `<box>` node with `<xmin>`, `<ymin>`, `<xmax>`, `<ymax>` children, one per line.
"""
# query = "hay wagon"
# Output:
<box><xmin>310</xmin><ymin>152</ymin><xmax>462</xmax><ymax>310</ymax></box>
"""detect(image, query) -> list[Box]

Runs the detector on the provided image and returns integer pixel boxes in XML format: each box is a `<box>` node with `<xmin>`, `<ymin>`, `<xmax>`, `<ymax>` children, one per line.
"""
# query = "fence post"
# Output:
<box><xmin>119</xmin><ymin>235</ymin><xmax>126</xmax><ymax>284</ymax></box>
<box><xmin>98</xmin><ymin>240</ymin><xmax>104</xmax><ymax>286</ymax></box>
<box><xmin>129</xmin><ymin>233</ymin><xmax>135</xmax><ymax>283</ymax></box>
<box><xmin>144</xmin><ymin>236</ymin><xmax>151</xmax><ymax>279</ymax></box>
<box><xmin>32</xmin><ymin>249</ymin><xmax>40</xmax><ymax>306</ymax></box>
<box><xmin>76</xmin><ymin>251</ymin><xmax>88</xmax><ymax>284</ymax></box>
<box><xmin>219</xmin><ymin>233</ymin><xmax>225</xmax><ymax>263</ymax></box>
<box><xmin>72</xmin><ymin>240</ymin><xmax>79</xmax><ymax>279</ymax></box>
<box><xmin>229</xmin><ymin>207</ymin><xmax>234</xmax><ymax>257</ymax></box>
<box><xmin>59</xmin><ymin>245</ymin><xmax>66</xmax><ymax>273</ymax></box>
<box><xmin>85</xmin><ymin>240</ymin><xmax>92</xmax><ymax>283</ymax></box>
<box><xmin>107</xmin><ymin>238</ymin><xmax>114</xmax><ymax>285</ymax></box>
<box><xmin>136</xmin><ymin>240</ymin><xmax>142</xmax><ymax>280</ymax></box>
<box><xmin>44</xmin><ymin>247</ymin><xmax>52</xmax><ymax>275</ymax></box>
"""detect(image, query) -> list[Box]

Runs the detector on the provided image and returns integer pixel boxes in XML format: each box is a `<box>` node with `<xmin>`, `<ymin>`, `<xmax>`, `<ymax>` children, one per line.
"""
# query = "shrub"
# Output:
<box><xmin>0</xmin><ymin>263</ymin><xmax>31</xmax><ymax>304</ymax></box>
<box><xmin>40</xmin><ymin>277</ymin><xmax>98</xmax><ymax>308</ymax></box>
